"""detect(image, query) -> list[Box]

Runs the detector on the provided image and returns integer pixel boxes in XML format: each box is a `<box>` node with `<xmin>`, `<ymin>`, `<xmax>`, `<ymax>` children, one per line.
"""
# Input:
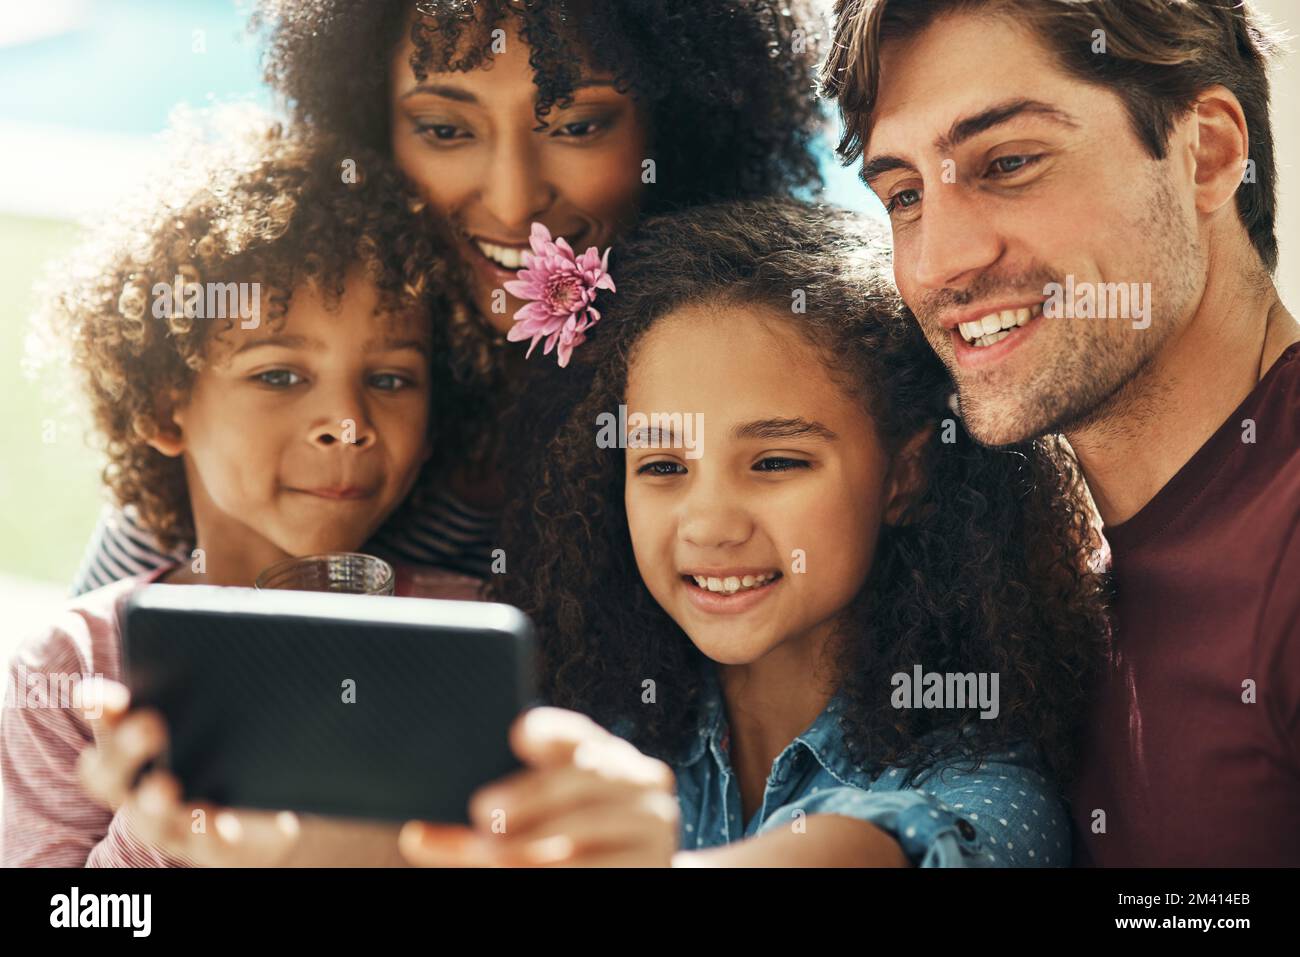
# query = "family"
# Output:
<box><xmin>3</xmin><ymin>0</ymin><xmax>1297</xmax><ymax>868</ymax></box>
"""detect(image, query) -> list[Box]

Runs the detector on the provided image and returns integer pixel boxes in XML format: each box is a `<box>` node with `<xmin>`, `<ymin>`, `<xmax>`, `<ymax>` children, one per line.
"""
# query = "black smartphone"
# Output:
<box><xmin>121</xmin><ymin>584</ymin><xmax>535</xmax><ymax>823</ymax></box>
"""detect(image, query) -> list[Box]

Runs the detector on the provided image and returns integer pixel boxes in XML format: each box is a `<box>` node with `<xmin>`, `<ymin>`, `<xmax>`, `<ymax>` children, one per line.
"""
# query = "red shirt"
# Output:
<box><xmin>1072</xmin><ymin>343</ymin><xmax>1300</xmax><ymax>866</ymax></box>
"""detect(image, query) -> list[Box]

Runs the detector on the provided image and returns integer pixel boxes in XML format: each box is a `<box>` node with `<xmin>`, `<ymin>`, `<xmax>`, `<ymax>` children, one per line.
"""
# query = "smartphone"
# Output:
<box><xmin>122</xmin><ymin>584</ymin><xmax>535</xmax><ymax>823</ymax></box>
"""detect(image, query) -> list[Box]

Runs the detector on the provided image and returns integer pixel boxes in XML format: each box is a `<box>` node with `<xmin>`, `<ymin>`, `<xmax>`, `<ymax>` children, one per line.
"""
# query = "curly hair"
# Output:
<box><xmin>29</xmin><ymin>110</ymin><xmax>471</xmax><ymax>552</ymax></box>
<box><xmin>490</xmin><ymin>198</ymin><xmax>1109</xmax><ymax>786</ymax></box>
<box><xmin>255</xmin><ymin>0</ymin><xmax>826</xmax><ymax>212</ymax></box>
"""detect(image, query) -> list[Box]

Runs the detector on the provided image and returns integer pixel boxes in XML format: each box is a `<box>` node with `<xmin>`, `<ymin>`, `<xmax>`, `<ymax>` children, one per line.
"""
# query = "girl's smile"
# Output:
<box><xmin>680</xmin><ymin>570</ymin><xmax>785</xmax><ymax>615</ymax></box>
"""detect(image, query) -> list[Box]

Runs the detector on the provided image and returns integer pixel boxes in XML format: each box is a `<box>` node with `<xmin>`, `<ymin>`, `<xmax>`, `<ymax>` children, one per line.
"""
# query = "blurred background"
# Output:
<box><xmin>0</xmin><ymin>0</ymin><xmax>1296</xmax><ymax>619</ymax></box>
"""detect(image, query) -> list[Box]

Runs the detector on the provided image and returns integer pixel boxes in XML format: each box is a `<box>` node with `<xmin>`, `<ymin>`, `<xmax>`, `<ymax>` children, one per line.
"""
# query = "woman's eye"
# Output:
<box><xmin>552</xmin><ymin>118</ymin><xmax>604</xmax><ymax>138</ymax></box>
<box><xmin>636</xmin><ymin>461</ymin><xmax>685</xmax><ymax>477</ymax></box>
<box><xmin>989</xmin><ymin>154</ymin><xmax>1040</xmax><ymax>176</ymax></box>
<box><xmin>370</xmin><ymin>373</ymin><xmax>412</xmax><ymax>392</ymax></box>
<box><xmin>254</xmin><ymin>369</ymin><xmax>303</xmax><ymax>388</ymax></box>
<box><xmin>754</xmin><ymin>457</ymin><xmax>810</xmax><ymax>473</ymax></box>
<box><xmin>885</xmin><ymin>188</ymin><xmax>922</xmax><ymax>214</ymax></box>
<box><xmin>415</xmin><ymin>122</ymin><xmax>469</xmax><ymax>142</ymax></box>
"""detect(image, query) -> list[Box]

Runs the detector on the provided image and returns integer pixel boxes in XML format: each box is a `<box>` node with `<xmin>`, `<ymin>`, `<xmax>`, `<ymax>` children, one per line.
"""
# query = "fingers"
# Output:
<box><xmin>508</xmin><ymin>707</ymin><xmax>608</xmax><ymax>770</ymax></box>
<box><xmin>398</xmin><ymin>822</ymin><xmax>494</xmax><ymax>868</ymax></box>
<box><xmin>125</xmin><ymin>775</ymin><xmax>301</xmax><ymax>867</ymax></box>
<box><xmin>470</xmin><ymin>764</ymin><xmax>656</xmax><ymax>836</ymax></box>
<box><xmin>478</xmin><ymin>797</ymin><xmax>679</xmax><ymax>867</ymax></box>
<box><xmin>78</xmin><ymin>707</ymin><xmax>169</xmax><ymax>811</ymax></box>
<box><xmin>80</xmin><ymin>679</ymin><xmax>131</xmax><ymax>743</ymax></box>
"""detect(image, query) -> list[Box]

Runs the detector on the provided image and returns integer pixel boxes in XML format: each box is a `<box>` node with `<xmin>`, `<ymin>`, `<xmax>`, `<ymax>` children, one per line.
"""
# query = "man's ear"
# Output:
<box><xmin>1188</xmin><ymin>84</ymin><xmax>1250</xmax><ymax>218</ymax></box>
<box><xmin>883</xmin><ymin>424</ymin><xmax>934</xmax><ymax>527</ymax></box>
<box><xmin>144</xmin><ymin>389</ymin><xmax>186</xmax><ymax>459</ymax></box>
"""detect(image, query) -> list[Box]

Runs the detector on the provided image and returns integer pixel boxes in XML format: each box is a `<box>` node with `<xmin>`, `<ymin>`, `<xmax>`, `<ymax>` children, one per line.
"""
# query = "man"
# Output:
<box><xmin>822</xmin><ymin>0</ymin><xmax>1299</xmax><ymax>865</ymax></box>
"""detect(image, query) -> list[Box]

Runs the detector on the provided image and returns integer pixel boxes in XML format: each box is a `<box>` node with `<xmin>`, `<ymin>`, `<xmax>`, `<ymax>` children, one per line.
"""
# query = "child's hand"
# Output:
<box><xmin>399</xmin><ymin>707</ymin><xmax>679</xmax><ymax>867</ymax></box>
<box><xmin>77</xmin><ymin>680</ymin><xmax>404</xmax><ymax>866</ymax></box>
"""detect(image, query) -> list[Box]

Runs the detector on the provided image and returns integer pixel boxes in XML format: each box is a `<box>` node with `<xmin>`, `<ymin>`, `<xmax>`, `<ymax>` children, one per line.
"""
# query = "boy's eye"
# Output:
<box><xmin>370</xmin><ymin>373</ymin><xmax>413</xmax><ymax>392</ymax></box>
<box><xmin>754</xmin><ymin>457</ymin><xmax>810</xmax><ymax>473</ymax></box>
<box><xmin>636</xmin><ymin>461</ymin><xmax>685</xmax><ymax>477</ymax></box>
<box><xmin>254</xmin><ymin>369</ymin><xmax>303</xmax><ymax>388</ymax></box>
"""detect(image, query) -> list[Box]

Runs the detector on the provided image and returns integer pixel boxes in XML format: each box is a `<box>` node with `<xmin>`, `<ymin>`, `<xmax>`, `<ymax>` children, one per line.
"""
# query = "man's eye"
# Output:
<box><xmin>754</xmin><ymin>457</ymin><xmax>810</xmax><ymax>472</ymax></box>
<box><xmin>370</xmin><ymin>373</ymin><xmax>412</xmax><ymax>392</ymax></box>
<box><xmin>989</xmin><ymin>154</ymin><xmax>1040</xmax><ymax>175</ymax></box>
<box><xmin>254</xmin><ymin>369</ymin><xmax>303</xmax><ymax>388</ymax></box>
<box><xmin>886</xmin><ymin>188</ymin><xmax>922</xmax><ymax>214</ymax></box>
<box><xmin>636</xmin><ymin>461</ymin><xmax>685</xmax><ymax>476</ymax></box>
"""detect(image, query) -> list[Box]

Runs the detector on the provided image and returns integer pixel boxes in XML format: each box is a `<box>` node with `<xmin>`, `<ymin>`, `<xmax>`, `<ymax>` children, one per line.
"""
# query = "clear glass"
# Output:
<box><xmin>254</xmin><ymin>552</ymin><xmax>395</xmax><ymax>596</ymax></box>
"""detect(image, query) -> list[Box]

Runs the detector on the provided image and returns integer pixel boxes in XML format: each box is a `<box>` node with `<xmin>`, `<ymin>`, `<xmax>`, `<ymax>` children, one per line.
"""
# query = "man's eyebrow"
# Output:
<box><xmin>233</xmin><ymin>334</ymin><xmax>323</xmax><ymax>356</ymax></box>
<box><xmin>937</xmin><ymin>98</ymin><xmax>1080</xmax><ymax>153</ymax></box>
<box><xmin>861</xmin><ymin>98</ymin><xmax>1079</xmax><ymax>186</ymax></box>
<box><xmin>861</xmin><ymin>154</ymin><xmax>915</xmax><ymax>187</ymax></box>
<box><xmin>401</xmin><ymin>77</ymin><xmax>618</xmax><ymax>104</ymax></box>
<box><xmin>732</xmin><ymin>417</ymin><xmax>838</xmax><ymax>442</ymax></box>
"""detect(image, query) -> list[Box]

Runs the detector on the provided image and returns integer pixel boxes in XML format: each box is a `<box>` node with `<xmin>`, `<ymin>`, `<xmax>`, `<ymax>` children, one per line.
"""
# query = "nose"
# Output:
<box><xmin>308</xmin><ymin>385</ymin><xmax>376</xmax><ymax>450</ymax></box>
<box><xmin>676</xmin><ymin>473</ymin><xmax>754</xmax><ymax>550</ymax></box>
<box><xmin>478</xmin><ymin>132</ymin><xmax>556</xmax><ymax>232</ymax></box>
<box><xmin>910</xmin><ymin>177</ymin><xmax>1004</xmax><ymax>291</ymax></box>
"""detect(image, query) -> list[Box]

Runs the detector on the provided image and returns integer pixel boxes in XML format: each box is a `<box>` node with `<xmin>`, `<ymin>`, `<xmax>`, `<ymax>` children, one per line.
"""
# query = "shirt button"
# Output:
<box><xmin>956</xmin><ymin>819</ymin><xmax>977</xmax><ymax>841</ymax></box>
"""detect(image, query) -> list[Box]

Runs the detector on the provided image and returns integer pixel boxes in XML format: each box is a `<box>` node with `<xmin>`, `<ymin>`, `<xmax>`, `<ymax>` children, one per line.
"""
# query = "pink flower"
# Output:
<box><xmin>503</xmin><ymin>222</ymin><xmax>615</xmax><ymax>368</ymax></box>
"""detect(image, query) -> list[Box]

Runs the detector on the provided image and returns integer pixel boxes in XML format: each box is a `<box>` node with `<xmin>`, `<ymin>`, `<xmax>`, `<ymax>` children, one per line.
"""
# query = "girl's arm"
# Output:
<box><xmin>731</xmin><ymin>749</ymin><xmax>1072</xmax><ymax>868</ymax></box>
<box><xmin>674</xmin><ymin>814</ymin><xmax>909</xmax><ymax>867</ymax></box>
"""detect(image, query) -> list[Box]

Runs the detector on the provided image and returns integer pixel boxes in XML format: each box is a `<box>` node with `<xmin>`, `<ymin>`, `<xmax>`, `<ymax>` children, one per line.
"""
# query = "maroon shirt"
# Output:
<box><xmin>1072</xmin><ymin>342</ymin><xmax>1300</xmax><ymax>866</ymax></box>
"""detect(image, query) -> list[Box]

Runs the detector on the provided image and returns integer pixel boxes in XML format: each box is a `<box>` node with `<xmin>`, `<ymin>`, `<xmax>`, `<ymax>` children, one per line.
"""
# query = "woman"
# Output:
<box><xmin>72</xmin><ymin>0</ymin><xmax>827</xmax><ymax>591</ymax></box>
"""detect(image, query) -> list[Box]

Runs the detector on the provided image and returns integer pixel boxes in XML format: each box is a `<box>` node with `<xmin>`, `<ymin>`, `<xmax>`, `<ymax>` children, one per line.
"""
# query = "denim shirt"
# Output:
<box><xmin>625</xmin><ymin>674</ymin><xmax>1071</xmax><ymax>867</ymax></box>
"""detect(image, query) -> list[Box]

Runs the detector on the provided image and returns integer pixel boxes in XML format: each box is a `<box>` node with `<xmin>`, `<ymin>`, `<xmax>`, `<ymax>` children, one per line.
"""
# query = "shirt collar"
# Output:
<box><xmin>676</xmin><ymin>667</ymin><xmax>862</xmax><ymax>784</ymax></box>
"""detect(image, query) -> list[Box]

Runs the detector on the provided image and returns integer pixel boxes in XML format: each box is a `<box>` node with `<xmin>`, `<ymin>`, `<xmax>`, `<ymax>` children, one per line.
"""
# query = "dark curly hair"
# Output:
<box><xmin>255</xmin><ymin>0</ymin><xmax>826</xmax><ymax>212</ymax></box>
<box><xmin>28</xmin><ymin>110</ymin><xmax>470</xmax><ymax>551</ymax></box>
<box><xmin>490</xmin><ymin>198</ymin><xmax>1109</xmax><ymax>786</ymax></box>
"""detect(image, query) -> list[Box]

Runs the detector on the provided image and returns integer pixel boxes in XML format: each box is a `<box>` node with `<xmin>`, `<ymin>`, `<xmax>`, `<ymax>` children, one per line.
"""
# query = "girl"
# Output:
<box><xmin>401</xmin><ymin>199</ymin><xmax>1109</xmax><ymax>866</ymax></box>
<box><xmin>2</xmin><ymin>114</ymin><xmax>480</xmax><ymax>866</ymax></box>
<box><xmin>73</xmin><ymin>0</ymin><xmax>828</xmax><ymax>591</ymax></box>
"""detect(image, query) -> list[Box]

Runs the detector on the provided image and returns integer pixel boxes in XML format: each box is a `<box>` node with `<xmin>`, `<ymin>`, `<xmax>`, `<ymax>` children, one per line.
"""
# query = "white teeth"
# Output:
<box><xmin>690</xmin><ymin>572</ymin><xmax>778</xmax><ymax>594</ymax></box>
<box><xmin>958</xmin><ymin>304</ymin><xmax>1042</xmax><ymax>346</ymax></box>
<box><xmin>474</xmin><ymin>239</ymin><xmax>526</xmax><ymax>270</ymax></box>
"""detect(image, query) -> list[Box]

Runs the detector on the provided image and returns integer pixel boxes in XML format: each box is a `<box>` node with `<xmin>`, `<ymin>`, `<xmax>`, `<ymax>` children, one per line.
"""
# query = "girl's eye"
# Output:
<box><xmin>754</xmin><ymin>457</ymin><xmax>810</xmax><ymax>473</ymax></box>
<box><xmin>254</xmin><ymin>369</ymin><xmax>303</xmax><ymax>388</ymax></box>
<box><xmin>369</xmin><ymin>373</ymin><xmax>412</xmax><ymax>392</ymax></box>
<box><xmin>636</xmin><ymin>461</ymin><xmax>686</xmax><ymax>477</ymax></box>
<box><xmin>988</xmin><ymin>154</ymin><xmax>1041</xmax><ymax>176</ymax></box>
<box><xmin>885</xmin><ymin>188</ymin><xmax>922</xmax><ymax>215</ymax></box>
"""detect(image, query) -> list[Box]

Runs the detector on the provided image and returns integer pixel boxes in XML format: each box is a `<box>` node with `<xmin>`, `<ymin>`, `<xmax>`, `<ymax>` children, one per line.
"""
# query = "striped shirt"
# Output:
<box><xmin>2</xmin><ymin>564</ymin><xmax>484</xmax><ymax>867</ymax></box>
<box><xmin>71</xmin><ymin>485</ymin><xmax>501</xmax><ymax>596</ymax></box>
